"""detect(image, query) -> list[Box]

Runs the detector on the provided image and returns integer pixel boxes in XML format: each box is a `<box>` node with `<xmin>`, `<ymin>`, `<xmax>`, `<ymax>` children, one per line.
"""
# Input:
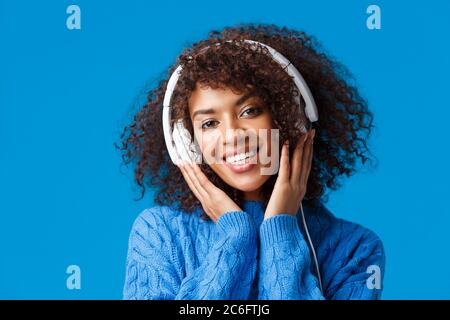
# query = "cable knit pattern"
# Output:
<box><xmin>123</xmin><ymin>200</ymin><xmax>385</xmax><ymax>300</ymax></box>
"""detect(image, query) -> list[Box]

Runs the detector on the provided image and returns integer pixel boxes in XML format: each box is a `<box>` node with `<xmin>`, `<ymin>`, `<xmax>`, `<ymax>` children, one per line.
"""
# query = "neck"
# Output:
<box><xmin>243</xmin><ymin>188</ymin><xmax>263</xmax><ymax>201</ymax></box>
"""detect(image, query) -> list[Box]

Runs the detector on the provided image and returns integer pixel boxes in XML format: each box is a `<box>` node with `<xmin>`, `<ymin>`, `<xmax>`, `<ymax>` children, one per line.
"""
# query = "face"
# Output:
<box><xmin>188</xmin><ymin>83</ymin><xmax>277</xmax><ymax>197</ymax></box>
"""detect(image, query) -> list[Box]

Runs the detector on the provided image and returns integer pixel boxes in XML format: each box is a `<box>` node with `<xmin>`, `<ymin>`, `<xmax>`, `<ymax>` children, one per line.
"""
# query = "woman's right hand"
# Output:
<box><xmin>178</xmin><ymin>161</ymin><xmax>243</xmax><ymax>223</ymax></box>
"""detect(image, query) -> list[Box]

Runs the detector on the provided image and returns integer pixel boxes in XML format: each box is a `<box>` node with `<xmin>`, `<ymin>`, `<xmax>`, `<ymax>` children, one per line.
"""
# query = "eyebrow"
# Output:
<box><xmin>191</xmin><ymin>91</ymin><xmax>258</xmax><ymax>119</ymax></box>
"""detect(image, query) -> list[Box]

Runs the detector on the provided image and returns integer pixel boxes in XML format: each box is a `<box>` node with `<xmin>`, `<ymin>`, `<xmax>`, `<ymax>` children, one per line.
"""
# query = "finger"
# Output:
<box><xmin>179</xmin><ymin>163</ymin><xmax>216</xmax><ymax>221</ymax></box>
<box><xmin>291</xmin><ymin>132</ymin><xmax>308</xmax><ymax>182</ymax></box>
<box><xmin>278</xmin><ymin>140</ymin><xmax>290</xmax><ymax>182</ymax></box>
<box><xmin>190</xmin><ymin>162</ymin><xmax>215</xmax><ymax>194</ymax></box>
<box><xmin>185</xmin><ymin>162</ymin><xmax>219</xmax><ymax>222</ymax></box>
<box><xmin>179</xmin><ymin>162</ymin><xmax>204</xmax><ymax>202</ymax></box>
<box><xmin>304</xmin><ymin>133</ymin><xmax>314</xmax><ymax>186</ymax></box>
<box><xmin>179</xmin><ymin>163</ymin><xmax>202</xmax><ymax>199</ymax></box>
<box><xmin>184</xmin><ymin>162</ymin><xmax>210</xmax><ymax>201</ymax></box>
<box><xmin>299</xmin><ymin>129</ymin><xmax>315</xmax><ymax>187</ymax></box>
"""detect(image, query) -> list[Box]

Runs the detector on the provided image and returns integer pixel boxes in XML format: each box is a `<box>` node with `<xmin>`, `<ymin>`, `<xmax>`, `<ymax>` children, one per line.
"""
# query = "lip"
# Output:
<box><xmin>222</xmin><ymin>141</ymin><xmax>261</xmax><ymax>160</ymax></box>
<box><xmin>223</xmin><ymin>147</ymin><xmax>251</xmax><ymax>160</ymax></box>
<box><xmin>223</xmin><ymin>147</ymin><xmax>259</xmax><ymax>174</ymax></box>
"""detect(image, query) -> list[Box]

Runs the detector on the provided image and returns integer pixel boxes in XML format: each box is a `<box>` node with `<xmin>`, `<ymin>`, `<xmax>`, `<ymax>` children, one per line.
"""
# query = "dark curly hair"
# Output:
<box><xmin>115</xmin><ymin>23</ymin><xmax>376</xmax><ymax>221</ymax></box>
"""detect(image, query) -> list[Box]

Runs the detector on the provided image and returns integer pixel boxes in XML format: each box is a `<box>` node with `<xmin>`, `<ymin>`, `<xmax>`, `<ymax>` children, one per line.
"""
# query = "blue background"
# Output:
<box><xmin>1</xmin><ymin>0</ymin><xmax>449</xmax><ymax>299</ymax></box>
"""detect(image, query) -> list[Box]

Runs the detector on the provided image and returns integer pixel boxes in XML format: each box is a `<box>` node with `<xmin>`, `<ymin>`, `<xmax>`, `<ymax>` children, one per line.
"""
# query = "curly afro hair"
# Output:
<box><xmin>116</xmin><ymin>23</ymin><xmax>376</xmax><ymax>221</ymax></box>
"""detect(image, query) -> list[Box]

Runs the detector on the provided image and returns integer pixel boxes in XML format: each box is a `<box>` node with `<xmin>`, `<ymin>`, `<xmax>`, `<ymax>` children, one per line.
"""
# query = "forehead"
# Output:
<box><xmin>189</xmin><ymin>85</ymin><xmax>239</xmax><ymax>106</ymax></box>
<box><xmin>188</xmin><ymin>84</ymin><xmax>260</xmax><ymax>112</ymax></box>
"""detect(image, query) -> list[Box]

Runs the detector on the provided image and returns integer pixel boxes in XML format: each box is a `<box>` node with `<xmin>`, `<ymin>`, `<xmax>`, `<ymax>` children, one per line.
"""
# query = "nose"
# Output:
<box><xmin>222</xmin><ymin>117</ymin><xmax>248</xmax><ymax>148</ymax></box>
<box><xmin>225</xmin><ymin>129</ymin><xmax>247</xmax><ymax>151</ymax></box>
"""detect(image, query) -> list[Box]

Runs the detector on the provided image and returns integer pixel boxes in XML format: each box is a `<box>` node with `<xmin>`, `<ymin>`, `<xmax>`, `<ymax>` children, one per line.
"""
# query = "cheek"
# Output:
<box><xmin>256</xmin><ymin>118</ymin><xmax>275</xmax><ymax>156</ymax></box>
<box><xmin>195</xmin><ymin>130</ymin><xmax>221</xmax><ymax>162</ymax></box>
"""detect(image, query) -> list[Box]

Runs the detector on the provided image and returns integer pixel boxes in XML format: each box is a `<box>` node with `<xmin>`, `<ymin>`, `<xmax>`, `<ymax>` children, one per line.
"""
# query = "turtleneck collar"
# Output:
<box><xmin>242</xmin><ymin>200</ymin><xmax>266</xmax><ymax>227</ymax></box>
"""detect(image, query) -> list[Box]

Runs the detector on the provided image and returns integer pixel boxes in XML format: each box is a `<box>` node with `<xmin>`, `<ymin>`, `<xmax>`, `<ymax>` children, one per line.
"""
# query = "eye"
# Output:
<box><xmin>201</xmin><ymin>120</ymin><xmax>219</xmax><ymax>129</ymax></box>
<box><xmin>241</xmin><ymin>106</ymin><xmax>263</xmax><ymax>117</ymax></box>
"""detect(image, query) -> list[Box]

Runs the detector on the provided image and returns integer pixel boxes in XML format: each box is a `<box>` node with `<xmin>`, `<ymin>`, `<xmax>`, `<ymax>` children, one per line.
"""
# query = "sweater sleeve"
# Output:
<box><xmin>257</xmin><ymin>214</ymin><xmax>385</xmax><ymax>300</ymax></box>
<box><xmin>123</xmin><ymin>207</ymin><xmax>258</xmax><ymax>300</ymax></box>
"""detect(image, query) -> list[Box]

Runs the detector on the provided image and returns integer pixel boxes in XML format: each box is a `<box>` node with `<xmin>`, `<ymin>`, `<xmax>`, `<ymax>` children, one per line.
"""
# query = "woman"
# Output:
<box><xmin>117</xmin><ymin>23</ymin><xmax>385</xmax><ymax>300</ymax></box>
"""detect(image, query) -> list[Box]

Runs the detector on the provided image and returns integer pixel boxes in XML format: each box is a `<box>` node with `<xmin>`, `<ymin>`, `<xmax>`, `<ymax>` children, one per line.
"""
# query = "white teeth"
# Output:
<box><xmin>226</xmin><ymin>150</ymin><xmax>256</xmax><ymax>165</ymax></box>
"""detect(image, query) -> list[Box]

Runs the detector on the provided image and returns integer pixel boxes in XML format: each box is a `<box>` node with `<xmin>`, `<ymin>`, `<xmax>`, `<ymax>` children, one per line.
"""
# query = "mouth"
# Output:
<box><xmin>223</xmin><ymin>145</ymin><xmax>260</xmax><ymax>173</ymax></box>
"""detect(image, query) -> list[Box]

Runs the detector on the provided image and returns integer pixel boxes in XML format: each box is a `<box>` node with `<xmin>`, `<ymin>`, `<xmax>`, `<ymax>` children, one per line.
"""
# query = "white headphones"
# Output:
<box><xmin>161</xmin><ymin>39</ymin><xmax>323</xmax><ymax>293</ymax></box>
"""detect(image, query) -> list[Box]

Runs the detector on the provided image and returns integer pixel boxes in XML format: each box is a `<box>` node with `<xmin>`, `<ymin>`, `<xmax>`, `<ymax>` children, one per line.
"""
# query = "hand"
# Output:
<box><xmin>264</xmin><ymin>129</ymin><xmax>315</xmax><ymax>220</ymax></box>
<box><xmin>178</xmin><ymin>161</ymin><xmax>243</xmax><ymax>223</ymax></box>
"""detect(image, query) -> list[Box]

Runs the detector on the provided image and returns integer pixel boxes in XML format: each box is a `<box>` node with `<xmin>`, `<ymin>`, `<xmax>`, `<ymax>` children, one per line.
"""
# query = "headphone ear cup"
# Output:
<box><xmin>189</xmin><ymin>139</ymin><xmax>203</xmax><ymax>163</ymax></box>
<box><xmin>172</xmin><ymin>120</ymin><xmax>202</xmax><ymax>163</ymax></box>
<box><xmin>294</xmin><ymin>95</ymin><xmax>309</xmax><ymax>133</ymax></box>
<box><xmin>172</xmin><ymin>120</ymin><xmax>190</xmax><ymax>162</ymax></box>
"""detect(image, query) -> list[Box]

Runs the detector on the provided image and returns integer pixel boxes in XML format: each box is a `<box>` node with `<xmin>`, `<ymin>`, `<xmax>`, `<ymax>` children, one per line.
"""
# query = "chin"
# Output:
<box><xmin>215</xmin><ymin>164</ymin><xmax>270</xmax><ymax>192</ymax></box>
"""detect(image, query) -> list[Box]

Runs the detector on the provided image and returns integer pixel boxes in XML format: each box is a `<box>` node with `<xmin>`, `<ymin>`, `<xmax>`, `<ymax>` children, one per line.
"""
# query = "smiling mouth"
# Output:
<box><xmin>223</xmin><ymin>145</ymin><xmax>260</xmax><ymax>165</ymax></box>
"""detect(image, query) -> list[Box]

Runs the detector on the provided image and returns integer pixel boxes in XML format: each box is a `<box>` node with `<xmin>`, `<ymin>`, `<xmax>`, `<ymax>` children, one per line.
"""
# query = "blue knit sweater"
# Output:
<box><xmin>123</xmin><ymin>199</ymin><xmax>385</xmax><ymax>300</ymax></box>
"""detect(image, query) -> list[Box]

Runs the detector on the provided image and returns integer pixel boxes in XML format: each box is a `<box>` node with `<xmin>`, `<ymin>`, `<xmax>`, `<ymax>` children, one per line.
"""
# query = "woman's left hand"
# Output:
<box><xmin>264</xmin><ymin>129</ymin><xmax>315</xmax><ymax>220</ymax></box>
